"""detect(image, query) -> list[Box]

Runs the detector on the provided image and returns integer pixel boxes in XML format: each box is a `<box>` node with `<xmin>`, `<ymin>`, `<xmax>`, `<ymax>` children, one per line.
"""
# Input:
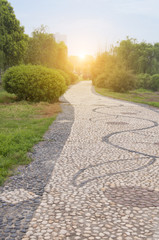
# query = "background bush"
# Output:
<box><xmin>91</xmin><ymin>38</ymin><xmax>159</xmax><ymax>93</ymax></box>
<box><xmin>94</xmin><ymin>67</ymin><xmax>136</xmax><ymax>92</ymax></box>
<box><xmin>95</xmin><ymin>72</ymin><xmax>109</xmax><ymax>88</ymax></box>
<box><xmin>68</xmin><ymin>72</ymin><xmax>79</xmax><ymax>84</ymax></box>
<box><xmin>110</xmin><ymin>68</ymin><xmax>136</xmax><ymax>92</ymax></box>
<box><xmin>57</xmin><ymin>70</ymin><xmax>70</xmax><ymax>86</ymax></box>
<box><xmin>57</xmin><ymin>70</ymin><xmax>79</xmax><ymax>85</ymax></box>
<box><xmin>2</xmin><ymin>65</ymin><xmax>67</xmax><ymax>102</ymax></box>
<box><xmin>150</xmin><ymin>74</ymin><xmax>159</xmax><ymax>91</ymax></box>
<box><xmin>136</xmin><ymin>73</ymin><xmax>151</xmax><ymax>89</ymax></box>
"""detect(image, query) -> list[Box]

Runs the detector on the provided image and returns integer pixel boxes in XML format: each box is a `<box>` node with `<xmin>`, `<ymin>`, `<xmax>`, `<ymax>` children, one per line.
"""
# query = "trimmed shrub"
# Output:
<box><xmin>2</xmin><ymin>65</ymin><xmax>67</xmax><ymax>102</ymax></box>
<box><xmin>58</xmin><ymin>70</ymin><xmax>78</xmax><ymax>85</ymax></box>
<box><xmin>57</xmin><ymin>70</ymin><xmax>70</xmax><ymax>86</ymax></box>
<box><xmin>150</xmin><ymin>74</ymin><xmax>159</xmax><ymax>91</ymax></box>
<box><xmin>137</xmin><ymin>73</ymin><xmax>151</xmax><ymax>89</ymax></box>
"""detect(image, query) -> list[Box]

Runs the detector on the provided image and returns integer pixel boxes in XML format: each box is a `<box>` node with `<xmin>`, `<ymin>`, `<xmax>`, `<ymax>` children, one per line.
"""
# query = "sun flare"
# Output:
<box><xmin>79</xmin><ymin>53</ymin><xmax>86</xmax><ymax>60</ymax></box>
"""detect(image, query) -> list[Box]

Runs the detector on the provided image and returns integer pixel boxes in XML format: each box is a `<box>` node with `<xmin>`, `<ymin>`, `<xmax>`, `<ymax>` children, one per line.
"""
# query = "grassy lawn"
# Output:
<box><xmin>0</xmin><ymin>86</ymin><xmax>61</xmax><ymax>185</ymax></box>
<box><xmin>95</xmin><ymin>87</ymin><xmax>159</xmax><ymax>108</ymax></box>
<box><xmin>0</xmin><ymin>86</ymin><xmax>17</xmax><ymax>104</ymax></box>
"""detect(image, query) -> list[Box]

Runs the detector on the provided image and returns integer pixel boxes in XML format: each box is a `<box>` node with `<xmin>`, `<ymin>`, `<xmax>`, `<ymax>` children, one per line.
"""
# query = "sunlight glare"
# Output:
<box><xmin>79</xmin><ymin>53</ymin><xmax>86</xmax><ymax>60</ymax></box>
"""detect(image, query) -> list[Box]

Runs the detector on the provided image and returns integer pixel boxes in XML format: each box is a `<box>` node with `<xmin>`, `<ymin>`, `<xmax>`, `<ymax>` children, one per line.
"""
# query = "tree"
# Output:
<box><xmin>56</xmin><ymin>41</ymin><xmax>68</xmax><ymax>71</ymax></box>
<box><xmin>91</xmin><ymin>52</ymin><xmax>117</xmax><ymax>83</ymax></box>
<box><xmin>115</xmin><ymin>38</ymin><xmax>159</xmax><ymax>75</ymax></box>
<box><xmin>92</xmin><ymin>51</ymin><xmax>136</xmax><ymax>92</ymax></box>
<box><xmin>0</xmin><ymin>0</ymin><xmax>28</xmax><ymax>70</ymax></box>
<box><xmin>137</xmin><ymin>42</ymin><xmax>154</xmax><ymax>74</ymax></box>
<box><xmin>114</xmin><ymin>37</ymin><xmax>139</xmax><ymax>72</ymax></box>
<box><xmin>25</xmin><ymin>25</ymin><xmax>70</xmax><ymax>71</ymax></box>
<box><xmin>25</xmin><ymin>26</ymin><xmax>57</xmax><ymax>68</ymax></box>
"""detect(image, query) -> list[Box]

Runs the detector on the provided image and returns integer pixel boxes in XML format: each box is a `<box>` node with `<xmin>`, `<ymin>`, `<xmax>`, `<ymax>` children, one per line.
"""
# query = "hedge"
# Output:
<box><xmin>2</xmin><ymin>65</ymin><xmax>67</xmax><ymax>102</ymax></box>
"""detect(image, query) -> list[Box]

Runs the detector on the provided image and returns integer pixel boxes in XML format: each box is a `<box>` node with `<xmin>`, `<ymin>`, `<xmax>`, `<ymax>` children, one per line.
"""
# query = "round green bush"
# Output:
<box><xmin>57</xmin><ymin>70</ymin><xmax>70</xmax><ymax>86</ymax></box>
<box><xmin>2</xmin><ymin>65</ymin><xmax>67</xmax><ymax>102</ymax></box>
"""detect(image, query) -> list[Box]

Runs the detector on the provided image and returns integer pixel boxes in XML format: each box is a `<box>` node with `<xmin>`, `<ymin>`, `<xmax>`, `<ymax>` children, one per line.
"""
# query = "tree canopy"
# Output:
<box><xmin>92</xmin><ymin>37</ymin><xmax>159</xmax><ymax>92</ymax></box>
<box><xmin>0</xmin><ymin>0</ymin><xmax>28</xmax><ymax>69</ymax></box>
<box><xmin>114</xmin><ymin>37</ymin><xmax>159</xmax><ymax>75</ymax></box>
<box><xmin>25</xmin><ymin>26</ymin><xmax>70</xmax><ymax>72</ymax></box>
<box><xmin>25</xmin><ymin>26</ymin><xmax>57</xmax><ymax>68</ymax></box>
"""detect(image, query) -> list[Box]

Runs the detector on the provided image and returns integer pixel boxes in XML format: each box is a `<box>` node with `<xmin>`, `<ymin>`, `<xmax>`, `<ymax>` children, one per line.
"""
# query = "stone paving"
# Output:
<box><xmin>0</xmin><ymin>101</ymin><xmax>74</xmax><ymax>239</ymax></box>
<box><xmin>1</xmin><ymin>81</ymin><xmax>159</xmax><ymax>239</ymax></box>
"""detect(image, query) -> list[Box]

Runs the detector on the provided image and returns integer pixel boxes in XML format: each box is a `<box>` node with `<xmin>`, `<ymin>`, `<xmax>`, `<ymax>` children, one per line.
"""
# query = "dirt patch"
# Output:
<box><xmin>34</xmin><ymin>102</ymin><xmax>61</xmax><ymax>118</ymax></box>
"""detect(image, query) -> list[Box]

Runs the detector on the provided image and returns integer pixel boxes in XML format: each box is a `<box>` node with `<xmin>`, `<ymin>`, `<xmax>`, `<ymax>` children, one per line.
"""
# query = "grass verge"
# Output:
<box><xmin>95</xmin><ymin>87</ymin><xmax>159</xmax><ymax>108</ymax></box>
<box><xmin>0</xmin><ymin>86</ymin><xmax>16</xmax><ymax>104</ymax></box>
<box><xmin>0</xmin><ymin>86</ymin><xmax>61</xmax><ymax>185</ymax></box>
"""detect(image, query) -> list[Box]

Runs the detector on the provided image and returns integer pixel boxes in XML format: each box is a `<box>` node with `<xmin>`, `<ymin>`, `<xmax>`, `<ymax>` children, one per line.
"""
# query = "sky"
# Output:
<box><xmin>9</xmin><ymin>0</ymin><xmax>159</xmax><ymax>56</ymax></box>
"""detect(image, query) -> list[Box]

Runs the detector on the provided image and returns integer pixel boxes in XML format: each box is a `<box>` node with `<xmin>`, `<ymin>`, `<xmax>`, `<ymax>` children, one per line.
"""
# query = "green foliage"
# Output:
<box><xmin>92</xmin><ymin>37</ymin><xmax>159</xmax><ymax>92</ymax></box>
<box><xmin>57</xmin><ymin>69</ymin><xmax>70</xmax><ymax>86</ymax></box>
<box><xmin>115</xmin><ymin>37</ymin><xmax>159</xmax><ymax>75</ymax></box>
<box><xmin>126</xmin><ymin>73</ymin><xmax>159</xmax><ymax>91</ymax></box>
<box><xmin>94</xmin><ymin>66</ymin><xmax>136</xmax><ymax>92</ymax></box>
<box><xmin>2</xmin><ymin>65</ymin><xmax>67</xmax><ymax>102</ymax></box>
<box><xmin>92</xmin><ymin>53</ymin><xmax>117</xmax><ymax>84</ymax></box>
<box><xmin>95</xmin><ymin>73</ymin><xmax>108</xmax><ymax>88</ymax></box>
<box><xmin>56</xmin><ymin>41</ymin><xmax>68</xmax><ymax>71</ymax></box>
<box><xmin>25</xmin><ymin>26</ymin><xmax>70</xmax><ymax>73</ymax></box>
<box><xmin>109</xmin><ymin>68</ymin><xmax>136</xmax><ymax>92</ymax></box>
<box><xmin>67</xmin><ymin>71</ymin><xmax>79</xmax><ymax>84</ymax></box>
<box><xmin>137</xmin><ymin>73</ymin><xmax>151</xmax><ymax>89</ymax></box>
<box><xmin>57</xmin><ymin>70</ymin><xmax>78</xmax><ymax>86</ymax></box>
<box><xmin>150</xmin><ymin>74</ymin><xmax>159</xmax><ymax>91</ymax></box>
<box><xmin>25</xmin><ymin>26</ymin><xmax>57</xmax><ymax>68</ymax></box>
<box><xmin>0</xmin><ymin>0</ymin><xmax>28</xmax><ymax>69</ymax></box>
<box><xmin>92</xmin><ymin>51</ymin><xmax>136</xmax><ymax>92</ymax></box>
<box><xmin>0</xmin><ymin>85</ymin><xmax>16</xmax><ymax>103</ymax></box>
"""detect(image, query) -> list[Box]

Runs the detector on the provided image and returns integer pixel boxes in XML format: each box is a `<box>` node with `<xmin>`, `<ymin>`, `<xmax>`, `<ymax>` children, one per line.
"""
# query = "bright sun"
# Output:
<box><xmin>79</xmin><ymin>53</ymin><xmax>86</xmax><ymax>60</ymax></box>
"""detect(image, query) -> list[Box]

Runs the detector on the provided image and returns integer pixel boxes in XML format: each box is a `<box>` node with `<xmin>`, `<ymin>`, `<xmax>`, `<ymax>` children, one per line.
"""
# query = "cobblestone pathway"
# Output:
<box><xmin>1</xmin><ymin>81</ymin><xmax>159</xmax><ymax>239</ymax></box>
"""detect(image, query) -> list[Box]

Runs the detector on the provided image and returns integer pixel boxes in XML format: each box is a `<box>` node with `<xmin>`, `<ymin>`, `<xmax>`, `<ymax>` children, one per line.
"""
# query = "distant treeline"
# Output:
<box><xmin>92</xmin><ymin>37</ymin><xmax>159</xmax><ymax>92</ymax></box>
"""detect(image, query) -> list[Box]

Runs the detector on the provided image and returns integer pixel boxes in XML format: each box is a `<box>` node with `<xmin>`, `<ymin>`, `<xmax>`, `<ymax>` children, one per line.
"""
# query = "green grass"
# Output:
<box><xmin>0</xmin><ymin>86</ymin><xmax>60</xmax><ymax>185</ymax></box>
<box><xmin>0</xmin><ymin>86</ymin><xmax>16</xmax><ymax>103</ymax></box>
<box><xmin>95</xmin><ymin>87</ymin><xmax>159</xmax><ymax>108</ymax></box>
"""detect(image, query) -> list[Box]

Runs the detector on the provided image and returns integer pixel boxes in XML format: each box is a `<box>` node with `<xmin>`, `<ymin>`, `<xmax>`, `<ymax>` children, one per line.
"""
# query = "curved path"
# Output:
<box><xmin>1</xmin><ymin>81</ymin><xmax>159</xmax><ymax>239</ymax></box>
